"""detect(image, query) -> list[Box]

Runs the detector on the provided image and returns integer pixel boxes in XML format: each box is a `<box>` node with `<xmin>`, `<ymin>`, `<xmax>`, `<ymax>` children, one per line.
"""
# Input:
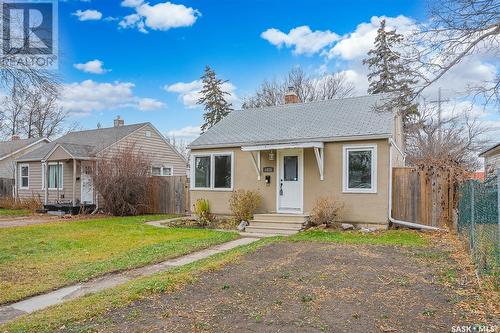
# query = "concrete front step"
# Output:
<box><xmin>253</xmin><ymin>213</ymin><xmax>309</xmax><ymax>223</ymax></box>
<box><xmin>250</xmin><ymin>221</ymin><xmax>304</xmax><ymax>229</ymax></box>
<box><xmin>245</xmin><ymin>225</ymin><xmax>300</xmax><ymax>235</ymax></box>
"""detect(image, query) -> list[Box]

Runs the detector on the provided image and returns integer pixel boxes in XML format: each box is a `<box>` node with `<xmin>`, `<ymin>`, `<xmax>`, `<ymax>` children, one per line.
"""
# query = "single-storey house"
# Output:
<box><xmin>479</xmin><ymin>142</ymin><xmax>500</xmax><ymax>178</ymax></box>
<box><xmin>15</xmin><ymin>118</ymin><xmax>187</xmax><ymax>209</ymax></box>
<box><xmin>0</xmin><ymin>137</ymin><xmax>50</xmax><ymax>180</ymax></box>
<box><xmin>188</xmin><ymin>93</ymin><xmax>405</xmax><ymax>233</ymax></box>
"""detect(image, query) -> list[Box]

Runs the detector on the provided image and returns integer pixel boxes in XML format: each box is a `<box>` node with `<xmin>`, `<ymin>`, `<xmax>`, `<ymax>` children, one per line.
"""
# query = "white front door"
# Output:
<box><xmin>277</xmin><ymin>149</ymin><xmax>303</xmax><ymax>213</ymax></box>
<box><xmin>80</xmin><ymin>162</ymin><xmax>94</xmax><ymax>204</ymax></box>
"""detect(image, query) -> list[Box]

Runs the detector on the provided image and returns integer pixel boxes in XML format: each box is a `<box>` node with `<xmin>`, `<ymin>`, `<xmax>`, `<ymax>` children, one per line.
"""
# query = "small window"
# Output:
<box><xmin>194</xmin><ymin>156</ymin><xmax>211</xmax><ymax>188</ymax></box>
<box><xmin>152</xmin><ymin>167</ymin><xmax>161</xmax><ymax>176</ymax></box>
<box><xmin>20</xmin><ymin>164</ymin><xmax>29</xmax><ymax>189</ymax></box>
<box><xmin>343</xmin><ymin>145</ymin><xmax>377</xmax><ymax>193</ymax></box>
<box><xmin>283</xmin><ymin>156</ymin><xmax>298</xmax><ymax>181</ymax></box>
<box><xmin>145</xmin><ymin>130</ymin><xmax>152</xmax><ymax>138</ymax></box>
<box><xmin>162</xmin><ymin>167</ymin><xmax>172</xmax><ymax>176</ymax></box>
<box><xmin>48</xmin><ymin>163</ymin><xmax>63</xmax><ymax>189</ymax></box>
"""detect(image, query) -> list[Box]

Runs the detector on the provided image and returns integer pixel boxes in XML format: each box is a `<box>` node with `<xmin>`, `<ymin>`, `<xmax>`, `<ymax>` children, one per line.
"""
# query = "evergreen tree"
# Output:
<box><xmin>197</xmin><ymin>66</ymin><xmax>233</xmax><ymax>133</ymax></box>
<box><xmin>363</xmin><ymin>19</ymin><xmax>418</xmax><ymax>126</ymax></box>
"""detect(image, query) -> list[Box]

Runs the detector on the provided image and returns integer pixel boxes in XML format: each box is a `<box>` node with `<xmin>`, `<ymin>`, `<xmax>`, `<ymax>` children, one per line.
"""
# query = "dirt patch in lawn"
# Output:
<box><xmin>62</xmin><ymin>240</ymin><xmax>496</xmax><ymax>333</ymax></box>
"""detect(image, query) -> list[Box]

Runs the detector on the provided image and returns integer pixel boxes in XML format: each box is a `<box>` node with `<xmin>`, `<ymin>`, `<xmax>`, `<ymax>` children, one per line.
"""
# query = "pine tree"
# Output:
<box><xmin>363</xmin><ymin>19</ymin><xmax>418</xmax><ymax>125</ymax></box>
<box><xmin>197</xmin><ymin>66</ymin><xmax>233</xmax><ymax>133</ymax></box>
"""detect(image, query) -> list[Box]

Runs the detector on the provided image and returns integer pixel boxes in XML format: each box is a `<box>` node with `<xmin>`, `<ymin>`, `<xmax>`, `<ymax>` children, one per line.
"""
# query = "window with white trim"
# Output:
<box><xmin>19</xmin><ymin>164</ymin><xmax>29</xmax><ymax>189</ymax></box>
<box><xmin>191</xmin><ymin>153</ymin><xmax>233</xmax><ymax>190</ymax></box>
<box><xmin>47</xmin><ymin>163</ymin><xmax>63</xmax><ymax>190</ymax></box>
<box><xmin>151</xmin><ymin>166</ymin><xmax>173</xmax><ymax>177</ymax></box>
<box><xmin>343</xmin><ymin>145</ymin><xmax>377</xmax><ymax>193</ymax></box>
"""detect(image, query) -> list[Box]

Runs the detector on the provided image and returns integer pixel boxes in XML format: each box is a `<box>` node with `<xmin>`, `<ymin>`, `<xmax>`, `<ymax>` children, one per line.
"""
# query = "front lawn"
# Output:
<box><xmin>0</xmin><ymin>208</ymin><xmax>31</xmax><ymax>217</ymax></box>
<box><xmin>0</xmin><ymin>215</ymin><xmax>238</xmax><ymax>305</ymax></box>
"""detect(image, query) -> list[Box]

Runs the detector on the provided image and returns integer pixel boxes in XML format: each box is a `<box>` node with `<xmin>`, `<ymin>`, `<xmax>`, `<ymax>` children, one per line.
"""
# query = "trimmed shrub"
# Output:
<box><xmin>308</xmin><ymin>196</ymin><xmax>343</xmax><ymax>228</ymax></box>
<box><xmin>229</xmin><ymin>189</ymin><xmax>262</xmax><ymax>223</ymax></box>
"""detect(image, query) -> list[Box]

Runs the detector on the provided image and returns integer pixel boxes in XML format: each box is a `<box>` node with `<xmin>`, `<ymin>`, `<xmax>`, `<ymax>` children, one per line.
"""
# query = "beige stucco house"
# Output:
<box><xmin>479</xmin><ymin>143</ymin><xmax>500</xmax><ymax>178</ymax></box>
<box><xmin>0</xmin><ymin>137</ymin><xmax>50</xmax><ymax>180</ymax></box>
<box><xmin>188</xmin><ymin>93</ymin><xmax>405</xmax><ymax>233</ymax></box>
<box><xmin>15</xmin><ymin>119</ymin><xmax>187</xmax><ymax>210</ymax></box>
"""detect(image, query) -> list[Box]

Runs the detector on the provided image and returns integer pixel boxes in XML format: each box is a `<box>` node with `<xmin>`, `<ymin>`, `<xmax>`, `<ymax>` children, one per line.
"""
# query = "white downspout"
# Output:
<box><xmin>387</xmin><ymin>138</ymin><xmax>442</xmax><ymax>231</ymax></box>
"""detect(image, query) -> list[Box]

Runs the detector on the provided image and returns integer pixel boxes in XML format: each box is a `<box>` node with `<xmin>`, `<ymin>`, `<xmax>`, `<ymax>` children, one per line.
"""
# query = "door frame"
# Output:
<box><xmin>276</xmin><ymin>148</ymin><xmax>304</xmax><ymax>214</ymax></box>
<box><xmin>80</xmin><ymin>161</ymin><xmax>94</xmax><ymax>204</ymax></box>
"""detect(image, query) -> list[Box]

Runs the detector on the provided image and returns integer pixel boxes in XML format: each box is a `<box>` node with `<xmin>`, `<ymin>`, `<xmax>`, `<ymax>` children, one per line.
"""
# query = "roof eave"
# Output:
<box><xmin>188</xmin><ymin>133</ymin><xmax>392</xmax><ymax>150</ymax></box>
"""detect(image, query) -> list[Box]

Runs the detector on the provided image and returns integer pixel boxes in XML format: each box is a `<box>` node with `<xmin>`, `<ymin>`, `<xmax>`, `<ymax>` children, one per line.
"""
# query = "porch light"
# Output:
<box><xmin>268</xmin><ymin>151</ymin><xmax>275</xmax><ymax>161</ymax></box>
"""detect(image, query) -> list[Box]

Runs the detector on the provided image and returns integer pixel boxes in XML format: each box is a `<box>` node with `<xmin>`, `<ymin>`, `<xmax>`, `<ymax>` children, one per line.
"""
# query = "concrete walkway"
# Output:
<box><xmin>0</xmin><ymin>237</ymin><xmax>259</xmax><ymax>324</ymax></box>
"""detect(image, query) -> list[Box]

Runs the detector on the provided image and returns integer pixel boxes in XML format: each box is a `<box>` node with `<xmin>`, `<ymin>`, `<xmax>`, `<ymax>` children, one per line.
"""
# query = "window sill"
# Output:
<box><xmin>342</xmin><ymin>189</ymin><xmax>377</xmax><ymax>194</ymax></box>
<box><xmin>190</xmin><ymin>187</ymin><xmax>233</xmax><ymax>192</ymax></box>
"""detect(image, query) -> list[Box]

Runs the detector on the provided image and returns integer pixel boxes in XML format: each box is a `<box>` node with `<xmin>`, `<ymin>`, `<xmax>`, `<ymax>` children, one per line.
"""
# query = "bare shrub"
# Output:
<box><xmin>0</xmin><ymin>196</ymin><xmax>42</xmax><ymax>211</ymax></box>
<box><xmin>93</xmin><ymin>145</ymin><xmax>151</xmax><ymax>216</ymax></box>
<box><xmin>229</xmin><ymin>189</ymin><xmax>262</xmax><ymax>223</ymax></box>
<box><xmin>193</xmin><ymin>198</ymin><xmax>213</xmax><ymax>226</ymax></box>
<box><xmin>308</xmin><ymin>196</ymin><xmax>343</xmax><ymax>228</ymax></box>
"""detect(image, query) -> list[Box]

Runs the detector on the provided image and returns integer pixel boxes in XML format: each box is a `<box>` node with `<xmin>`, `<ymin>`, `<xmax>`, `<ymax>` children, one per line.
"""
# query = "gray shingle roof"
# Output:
<box><xmin>0</xmin><ymin>137</ymin><xmax>48</xmax><ymax>159</ymax></box>
<box><xmin>189</xmin><ymin>94</ymin><xmax>395</xmax><ymax>149</ymax></box>
<box><xmin>17</xmin><ymin>123</ymin><xmax>148</xmax><ymax>161</ymax></box>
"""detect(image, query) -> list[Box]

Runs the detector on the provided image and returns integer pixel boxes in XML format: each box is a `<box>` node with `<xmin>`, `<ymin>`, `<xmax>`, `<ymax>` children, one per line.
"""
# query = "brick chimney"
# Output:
<box><xmin>114</xmin><ymin>116</ymin><xmax>124</xmax><ymax>127</ymax></box>
<box><xmin>11</xmin><ymin>135</ymin><xmax>20</xmax><ymax>141</ymax></box>
<box><xmin>284</xmin><ymin>87</ymin><xmax>300</xmax><ymax>104</ymax></box>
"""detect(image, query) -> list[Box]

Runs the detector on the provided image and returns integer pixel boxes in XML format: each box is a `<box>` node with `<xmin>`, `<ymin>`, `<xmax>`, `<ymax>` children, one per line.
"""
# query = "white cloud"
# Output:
<box><xmin>261</xmin><ymin>26</ymin><xmax>339</xmax><ymax>55</ymax></box>
<box><xmin>325</xmin><ymin>15</ymin><xmax>416</xmax><ymax>60</ymax></box>
<box><xmin>119</xmin><ymin>1</ymin><xmax>200</xmax><ymax>33</ymax></box>
<box><xmin>164</xmin><ymin>79</ymin><xmax>238</xmax><ymax>108</ymax></box>
<box><xmin>72</xmin><ymin>9</ymin><xmax>102</xmax><ymax>21</ymax></box>
<box><xmin>138</xmin><ymin>97</ymin><xmax>165</xmax><ymax>111</ymax></box>
<box><xmin>166</xmin><ymin>125</ymin><xmax>201</xmax><ymax>139</ymax></box>
<box><xmin>74</xmin><ymin>59</ymin><xmax>110</xmax><ymax>74</ymax></box>
<box><xmin>60</xmin><ymin>80</ymin><xmax>165</xmax><ymax>114</ymax></box>
<box><xmin>121</xmin><ymin>0</ymin><xmax>144</xmax><ymax>7</ymax></box>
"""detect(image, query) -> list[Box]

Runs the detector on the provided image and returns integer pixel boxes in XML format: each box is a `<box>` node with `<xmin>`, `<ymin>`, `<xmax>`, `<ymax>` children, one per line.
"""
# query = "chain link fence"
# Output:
<box><xmin>458</xmin><ymin>171</ymin><xmax>499</xmax><ymax>277</ymax></box>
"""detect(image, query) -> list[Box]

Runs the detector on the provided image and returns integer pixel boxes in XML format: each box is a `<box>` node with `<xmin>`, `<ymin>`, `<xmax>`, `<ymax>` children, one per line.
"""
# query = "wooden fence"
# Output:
<box><xmin>392</xmin><ymin>167</ymin><xmax>455</xmax><ymax>228</ymax></box>
<box><xmin>144</xmin><ymin>176</ymin><xmax>190</xmax><ymax>215</ymax></box>
<box><xmin>0</xmin><ymin>178</ymin><xmax>14</xmax><ymax>197</ymax></box>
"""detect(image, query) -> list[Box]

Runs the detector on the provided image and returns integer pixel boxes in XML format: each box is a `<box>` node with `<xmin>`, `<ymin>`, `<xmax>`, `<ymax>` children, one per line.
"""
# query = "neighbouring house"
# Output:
<box><xmin>188</xmin><ymin>93</ymin><xmax>405</xmax><ymax>233</ymax></box>
<box><xmin>0</xmin><ymin>137</ymin><xmax>50</xmax><ymax>179</ymax></box>
<box><xmin>14</xmin><ymin>118</ymin><xmax>187</xmax><ymax>210</ymax></box>
<box><xmin>479</xmin><ymin>143</ymin><xmax>500</xmax><ymax>178</ymax></box>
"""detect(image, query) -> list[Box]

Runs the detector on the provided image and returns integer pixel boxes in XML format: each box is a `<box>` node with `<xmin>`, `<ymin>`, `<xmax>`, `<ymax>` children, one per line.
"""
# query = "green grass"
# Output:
<box><xmin>287</xmin><ymin>229</ymin><xmax>428</xmax><ymax>247</ymax></box>
<box><xmin>0</xmin><ymin>208</ymin><xmax>31</xmax><ymax>216</ymax></box>
<box><xmin>0</xmin><ymin>237</ymin><xmax>273</xmax><ymax>333</ymax></box>
<box><xmin>0</xmin><ymin>215</ymin><xmax>238</xmax><ymax>305</ymax></box>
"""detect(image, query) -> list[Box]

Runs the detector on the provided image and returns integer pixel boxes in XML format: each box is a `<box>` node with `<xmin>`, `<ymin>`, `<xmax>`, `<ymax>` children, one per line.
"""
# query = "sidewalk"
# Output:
<box><xmin>0</xmin><ymin>237</ymin><xmax>259</xmax><ymax>324</ymax></box>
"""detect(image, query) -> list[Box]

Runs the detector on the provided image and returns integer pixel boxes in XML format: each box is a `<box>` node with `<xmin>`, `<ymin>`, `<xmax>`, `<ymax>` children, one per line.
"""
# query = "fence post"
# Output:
<box><xmin>497</xmin><ymin>168</ymin><xmax>500</xmax><ymax>253</ymax></box>
<box><xmin>470</xmin><ymin>182</ymin><xmax>475</xmax><ymax>254</ymax></box>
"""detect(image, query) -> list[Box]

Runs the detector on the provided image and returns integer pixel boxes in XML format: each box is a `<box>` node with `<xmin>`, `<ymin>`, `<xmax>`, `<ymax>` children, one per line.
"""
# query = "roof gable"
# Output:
<box><xmin>189</xmin><ymin>94</ymin><xmax>395</xmax><ymax>149</ymax></box>
<box><xmin>0</xmin><ymin>138</ymin><xmax>50</xmax><ymax>160</ymax></box>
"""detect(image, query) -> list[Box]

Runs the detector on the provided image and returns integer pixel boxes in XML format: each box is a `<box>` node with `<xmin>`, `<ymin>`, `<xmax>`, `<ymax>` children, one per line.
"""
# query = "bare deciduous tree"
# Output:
<box><xmin>2</xmin><ymin>82</ymin><xmax>26</xmax><ymax>138</ymax></box>
<box><xmin>242</xmin><ymin>67</ymin><xmax>354</xmax><ymax>108</ymax></box>
<box><xmin>406</xmin><ymin>104</ymin><xmax>490</xmax><ymax>174</ymax></box>
<box><xmin>409</xmin><ymin>0</ymin><xmax>500</xmax><ymax>106</ymax></box>
<box><xmin>93</xmin><ymin>145</ymin><xmax>151</xmax><ymax>216</ymax></box>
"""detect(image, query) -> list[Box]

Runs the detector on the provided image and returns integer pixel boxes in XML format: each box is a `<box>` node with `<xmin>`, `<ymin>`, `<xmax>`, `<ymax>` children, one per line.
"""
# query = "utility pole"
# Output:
<box><xmin>429</xmin><ymin>87</ymin><xmax>450</xmax><ymax>141</ymax></box>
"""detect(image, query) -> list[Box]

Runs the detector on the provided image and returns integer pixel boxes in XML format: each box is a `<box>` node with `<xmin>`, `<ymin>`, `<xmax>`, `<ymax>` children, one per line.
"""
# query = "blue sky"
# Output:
<box><xmin>58</xmin><ymin>0</ymin><xmax>498</xmax><ymax>141</ymax></box>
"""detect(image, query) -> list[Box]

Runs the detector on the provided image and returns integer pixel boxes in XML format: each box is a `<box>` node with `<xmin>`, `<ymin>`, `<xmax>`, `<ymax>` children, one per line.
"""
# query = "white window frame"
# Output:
<box><xmin>145</xmin><ymin>130</ymin><xmax>152</xmax><ymax>138</ymax></box>
<box><xmin>190</xmin><ymin>152</ymin><xmax>234</xmax><ymax>191</ymax></box>
<box><xmin>151</xmin><ymin>165</ymin><xmax>174</xmax><ymax>177</ymax></box>
<box><xmin>343</xmin><ymin>144</ymin><xmax>377</xmax><ymax>194</ymax></box>
<box><xmin>46</xmin><ymin>162</ymin><xmax>64</xmax><ymax>190</ymax></box>
<box><xmin>19</xmin><ymin>164</ymin><xmax>29</xmax><ymax>190</ymax></box>
<box><xmin>162</xmin><ymin>166</ymin><xmax>173</xmax><ymax>176</ymax></box>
